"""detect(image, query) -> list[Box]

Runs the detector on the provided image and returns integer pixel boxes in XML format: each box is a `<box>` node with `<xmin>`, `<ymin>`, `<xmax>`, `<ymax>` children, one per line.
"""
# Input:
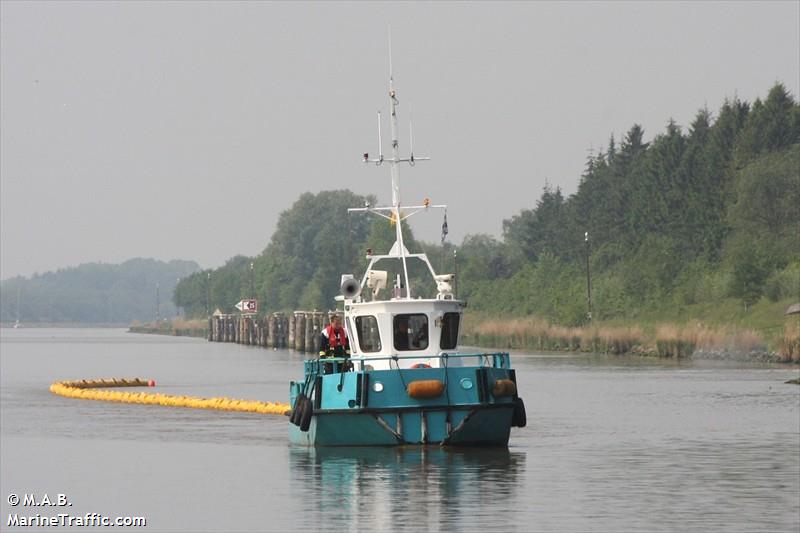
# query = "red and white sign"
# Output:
<box><xmin>235</xmin><ymin>299</ymin><xmax>258</xmax><ymax>313</ymax></box>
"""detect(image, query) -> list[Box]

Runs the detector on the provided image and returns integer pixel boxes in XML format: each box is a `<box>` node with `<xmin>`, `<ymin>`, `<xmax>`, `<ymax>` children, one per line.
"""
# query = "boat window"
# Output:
<box><xmin>440</xmin><ymin>312</ymin><xmax>460</xmax><ymax>350</ymax></box>
<box><xmin>355</xmin><ymin>316</ymin><xmax>381</xmax><ymax>353</ymax></box>
<box><xmin>394</xmin><ymin>314</ymin><xmax>429</xmax><ymax>351</ymax></box>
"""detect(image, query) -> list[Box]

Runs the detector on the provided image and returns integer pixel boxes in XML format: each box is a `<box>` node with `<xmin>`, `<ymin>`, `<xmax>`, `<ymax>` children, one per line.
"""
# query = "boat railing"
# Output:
<box><xmin>304</xmin><ymin>352</ymin><xmax>511</xmax><ymax>375</ymax></box>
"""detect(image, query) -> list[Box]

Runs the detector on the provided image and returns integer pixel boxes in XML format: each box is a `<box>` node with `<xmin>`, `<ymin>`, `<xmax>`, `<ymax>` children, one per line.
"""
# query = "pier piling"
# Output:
<box><xmin>207</xmin><ymin>309</ymin><xmax>336</xmax><ymax>354</ymax></box>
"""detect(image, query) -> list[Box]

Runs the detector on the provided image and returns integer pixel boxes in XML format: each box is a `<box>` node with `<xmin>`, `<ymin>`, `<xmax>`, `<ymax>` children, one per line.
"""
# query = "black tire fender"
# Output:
<box><xmin>512</xmin><ymin>397</ymin><xmax>527</xmax><ymax>428</ymax></box>
<box><xmin>299</xmin><ymin>396</ymin><xmax>314</xmax><ymax>432</ymax></box>
<box><xmin>290</xmin><ymin>394</ymin><xmax>305</xmax><ymax>426</ymax></box>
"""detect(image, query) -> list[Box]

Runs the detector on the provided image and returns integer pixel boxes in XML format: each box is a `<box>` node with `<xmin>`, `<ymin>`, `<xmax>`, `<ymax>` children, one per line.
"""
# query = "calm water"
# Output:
<box><xmin>1</xmin><ymin>328</ymin><xmax>798</xmax><ymax>532</ymax></box>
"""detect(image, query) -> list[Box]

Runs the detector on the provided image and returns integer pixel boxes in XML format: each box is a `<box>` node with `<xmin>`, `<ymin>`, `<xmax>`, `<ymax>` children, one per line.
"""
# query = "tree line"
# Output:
<box><xmin>0</xmin><ymin>258</ymin><xmax>199</xmax><ymax>324</ymax></box>
<box><xmin>174</xmin><ymin>82</ymin><xmax>799</xmax><ymax>325</ymax></box>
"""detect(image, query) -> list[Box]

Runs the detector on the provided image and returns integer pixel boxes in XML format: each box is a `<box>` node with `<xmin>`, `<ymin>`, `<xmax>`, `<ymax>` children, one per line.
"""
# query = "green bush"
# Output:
<box><xmin>764</xmin><ymin>262</ymin><xmax>800</xmax><ymax>302</ymax></box>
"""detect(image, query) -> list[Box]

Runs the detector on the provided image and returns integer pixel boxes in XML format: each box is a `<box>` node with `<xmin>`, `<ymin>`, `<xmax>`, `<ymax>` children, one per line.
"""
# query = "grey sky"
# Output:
<box><xmin>1</xmin><ymin>1</ymin><xmax>798</xmax><ymax>279</ymax></box>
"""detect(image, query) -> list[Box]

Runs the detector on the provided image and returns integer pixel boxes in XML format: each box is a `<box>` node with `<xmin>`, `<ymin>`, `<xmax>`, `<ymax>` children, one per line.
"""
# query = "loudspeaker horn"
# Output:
<box><xmin>341</xmin><ymin>278</ymin><xmax>361</xmax><ymax>299</ymax></box>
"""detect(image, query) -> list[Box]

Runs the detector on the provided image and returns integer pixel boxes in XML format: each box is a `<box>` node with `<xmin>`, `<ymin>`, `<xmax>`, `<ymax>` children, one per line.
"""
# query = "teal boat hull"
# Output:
<box><xmin>288</xmin><ymin>359</ymin><xmax>521</xmax><ymax>447</ymax></box>
<box><xmin>288</xmin><ymin>405</ymin><xmax>513</xmax><ymax>446</ymax></box>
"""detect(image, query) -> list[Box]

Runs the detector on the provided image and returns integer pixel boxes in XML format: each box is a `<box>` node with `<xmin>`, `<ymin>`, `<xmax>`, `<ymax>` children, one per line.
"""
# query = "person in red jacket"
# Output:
<box><xmin>319</xmin><ymin>314</ymin><xmax>351</xmax><ymax>372</ymax></box>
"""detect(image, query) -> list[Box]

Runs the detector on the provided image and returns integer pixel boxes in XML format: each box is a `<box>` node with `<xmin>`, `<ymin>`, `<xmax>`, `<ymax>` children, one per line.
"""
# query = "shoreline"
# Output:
<box><xmin>9</xmin><ymin>320</ymin><xmax>794</xmax><ymax>365</ymax></box>
<box><xmin>460</xmin><ymin>333</ymin><xmax>792</xmax><ymax>364</ymax></box>
<box><xmin>461</xmin><ymin>314</ymin><xmax>800</xmax><ymax>364</ymax></box>
<box><xmin>128</xmin><ymin>324</ymin><xmax>207</xmax><ymax>338</ymax></box>
<box><xmin>125</xmin><ymin>319</ymin><xmax>799</xmax><ymax>365</ymax></box>
<box><xmin>1</xmin><ymin>323</ymin><xmax>129</xmax><ymax>329</ymax></box>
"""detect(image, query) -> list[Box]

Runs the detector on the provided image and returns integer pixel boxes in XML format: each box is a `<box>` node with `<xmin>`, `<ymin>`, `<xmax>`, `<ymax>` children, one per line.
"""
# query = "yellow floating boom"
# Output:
<box><xmin>50</xmin><ymin>378</ymin><xmax>290</xmax><ymax>416</ymax></box>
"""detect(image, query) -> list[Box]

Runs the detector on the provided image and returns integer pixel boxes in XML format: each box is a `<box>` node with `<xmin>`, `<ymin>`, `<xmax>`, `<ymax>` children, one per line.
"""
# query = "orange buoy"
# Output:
<box><xmin>491</xmin><ymin>379</ymin><xmax>517</xmax><ymax>397</ymax></box>
<box><xmin>407</xmin><ymin>379</ymin><xmax>445</xmax><ymax>399</ymax></box>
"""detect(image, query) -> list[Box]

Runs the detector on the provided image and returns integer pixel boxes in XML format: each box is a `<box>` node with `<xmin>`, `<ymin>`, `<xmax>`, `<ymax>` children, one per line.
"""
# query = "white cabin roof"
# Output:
<box><xmin>347</xmin><ymin>298</ymin><xmax>462</xmax><ymax>314</ymax></box>
<box><xmin>344</xmin><ymin>298</ymin><xmax>464</xmax><ymax>369</ymax></box>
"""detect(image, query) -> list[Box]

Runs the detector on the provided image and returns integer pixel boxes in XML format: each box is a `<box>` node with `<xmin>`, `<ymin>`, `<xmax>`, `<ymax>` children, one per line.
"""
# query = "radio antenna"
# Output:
<box><xmin>377</xmin><ymin>111</ymin><xmax>383</xmax><ymax>162</ymax></box>
<box><xmin>409</xmin><ymin>103</ymin><xmax>415</xmax><ymax>164</ymax></box>
<box><xmin>388</xmin><ymin>26</ymin><xmax>393</xmax><ymax>83</ymax></box>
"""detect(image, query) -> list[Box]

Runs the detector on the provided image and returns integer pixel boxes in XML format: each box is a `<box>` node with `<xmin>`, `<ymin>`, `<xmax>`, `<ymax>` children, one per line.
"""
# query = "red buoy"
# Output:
<box><xmin>148</xmin><ymin>380</ymin><xmax>156</xmax><ymax>387</ymax></box>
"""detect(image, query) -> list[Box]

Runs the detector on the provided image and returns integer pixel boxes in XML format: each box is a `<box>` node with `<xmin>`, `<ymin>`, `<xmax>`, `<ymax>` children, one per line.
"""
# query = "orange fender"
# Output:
<box><xmin>491</xmin><ymin>379</ymin><xmax>517</xmax><ymax>397</ymax></box>
<box><xmin>407</xmin><ymin>379</ymin><xmax>445</xmax><ymax>399</ymax></box>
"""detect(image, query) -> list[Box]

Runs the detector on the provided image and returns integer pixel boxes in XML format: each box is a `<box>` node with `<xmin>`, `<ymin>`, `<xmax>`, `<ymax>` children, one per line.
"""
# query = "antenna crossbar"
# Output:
<box><xmin>362</xmin><ymin>156</ymin><xmax>430</xmax><ymax>165</ymax></box>
<box><xmin>348</xmin><ymin>204</ymin><xmax>446</xmax><ymax>213</ymax></box>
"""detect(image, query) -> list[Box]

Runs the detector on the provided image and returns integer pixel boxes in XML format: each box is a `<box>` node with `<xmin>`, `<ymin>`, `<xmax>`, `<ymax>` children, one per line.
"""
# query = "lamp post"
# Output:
<box><xmin>453</xmin><ymin>248</ymin><xmax>458</xmax><ymax>299</ymax></box>
<box><xmin>585</xmin><ymin>232</ymin><xmax>592</xmax><ymax>324</ymax></box>
<box><xmin>249</xmin><ymin>262</ymin><xmax>255</xmax><ymax>300</ymax></box>
<box><xmin>206</xmin><ymin>272</ymin><xmax>211</xmax><ymax>318</ymax></box>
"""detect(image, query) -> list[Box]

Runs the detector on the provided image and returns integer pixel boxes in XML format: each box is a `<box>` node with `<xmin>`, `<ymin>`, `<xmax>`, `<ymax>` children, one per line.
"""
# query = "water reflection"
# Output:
<box><xmin>289</xmin><ymin>446</ymin><xmax>526</xmax><ymax>531</ymax></box>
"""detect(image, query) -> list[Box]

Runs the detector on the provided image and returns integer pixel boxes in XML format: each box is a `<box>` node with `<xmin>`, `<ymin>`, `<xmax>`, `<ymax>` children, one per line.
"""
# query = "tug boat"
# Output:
<box><xmin>288</xmin><ymin>72</ymin><xmax>526</xmax><ymax>446</ymax></box>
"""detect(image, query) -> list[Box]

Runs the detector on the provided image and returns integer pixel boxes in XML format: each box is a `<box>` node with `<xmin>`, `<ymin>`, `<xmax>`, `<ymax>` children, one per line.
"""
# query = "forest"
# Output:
<box><xmin>0</xmin><ymin>258</ymin><xmax>199</xmax><ymax>324</ymax></box>
<box><xmin>173</xmin><ymin>82</ymin><xmax>798</xmax><ymax>337</ymax></box>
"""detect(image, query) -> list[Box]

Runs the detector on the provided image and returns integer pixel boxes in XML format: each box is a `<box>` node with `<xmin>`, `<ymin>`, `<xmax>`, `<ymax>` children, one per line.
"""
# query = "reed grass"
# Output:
<box><xmin>653</xmin><ymin>322</ymin><xmax>767</xmax><ymax>357</ymax></box>
<box><xmin>464</xmin><ymin>317</ymin><xmax>644</xmax><ymax>355</ymax></box>
<box><xmin>171</xmin><ymin>318</ymin><xmax>208</xmax><ymax>330</ymax></box>
<box><xmin>777</xmin><ymin>317</ymin><xmax>800</xmax><ymax>363</ymax></box>
<box><xmin>595</xmin><ymin>326</ymin><xmax>645</xmax><ymax>355</ymax></box>
<box><xmin>129</xmin><ymin>318</ymin><xmax>208</xmax><ymax>338</ymax></box>
<box><xmin>463</xmin><ymin>315</ymin><xmax>770</xmax><ymax>358</ymax></box>
<box><xmin>654</xmin><ymin>324</ymin><xmax>697</xmax><ymax>358</ymax></box>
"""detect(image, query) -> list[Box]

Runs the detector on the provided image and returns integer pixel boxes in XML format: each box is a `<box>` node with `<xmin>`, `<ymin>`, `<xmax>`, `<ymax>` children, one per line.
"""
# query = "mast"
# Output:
<box><xmin>357</xmin><ymin>44</ymin><xmax>439</xmax><ymax>300</ymax></box>
<box><xmin>387</xmin><ymin>73</ymin><xmax>412</xmax><ymax>297</ymax></box>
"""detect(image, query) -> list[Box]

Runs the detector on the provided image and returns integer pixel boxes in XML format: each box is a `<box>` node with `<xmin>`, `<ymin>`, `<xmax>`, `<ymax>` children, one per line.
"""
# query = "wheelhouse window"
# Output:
<box><xmin>355</xmin><ymin>316</ymin><xmax>381</xmax><ymax>353</ymax></box>
<box><xmin>394</xmin><ymin>314</ymin><xmax>429</xmax><ymax>351</ymax></box>
<box><xmin>440</xmin><ymin>312</ymin><xmax>461</xmax><ymax>350</ymax></box>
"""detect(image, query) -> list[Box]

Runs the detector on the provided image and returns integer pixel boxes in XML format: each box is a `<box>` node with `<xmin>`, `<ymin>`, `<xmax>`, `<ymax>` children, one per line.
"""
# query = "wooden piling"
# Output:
<box><xmin>312</xmin><ymin>312</ymin><xmax>323</xmax><ymax>353</ymax></box>
<box><xmin>300</xmin><ymin>312</ymin><xmax>314</xmax><ymax>352</ymax></box>
<box><xmin>287</xmin><ymin>313</ymin><xmax>295</xmax><ymax>350</ymax></box>
<box><xmin>276</xmin><ymin>313</ymin><xmax>286</xmax><ymax>348</ymax></box>
<box><xmin>268</xmin><ymin>314</ymin><xmax>276</xmax><ymax>348</ymax></box>
<box><xmin>205</xmin><ymin>309</ymin><xmax>346</xmax><ymax>352</ymax></box>
<box><xmin>295</xmin><ymin>313</ymin><xmax>305</xmax><ymax>352</ymax></box>
<box><xmin>276</xmin><ymin>313</ymin><xmax>283</xmax><ymax>347</ymax></box>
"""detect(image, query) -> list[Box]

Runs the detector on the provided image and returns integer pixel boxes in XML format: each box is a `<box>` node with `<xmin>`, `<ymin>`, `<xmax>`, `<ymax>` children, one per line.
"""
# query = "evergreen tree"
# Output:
<box><xmin>676</xmin><ymin>109</ymin><xmax>712</xmax><ymax>255</ymax></box>
<box><xmin>761</xmin><ymin>83</ymin><xmax>799</xmax><ymax>151</ymax></box>
<box><xmin>729</xmin><ymin>248</ymin><xmax>769</xmax><ymax>310</ymax></box>
<box><xmin>503</xmin><ymin>184</ymin><xmax>572</xmax><ymax>262</ymax></box>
